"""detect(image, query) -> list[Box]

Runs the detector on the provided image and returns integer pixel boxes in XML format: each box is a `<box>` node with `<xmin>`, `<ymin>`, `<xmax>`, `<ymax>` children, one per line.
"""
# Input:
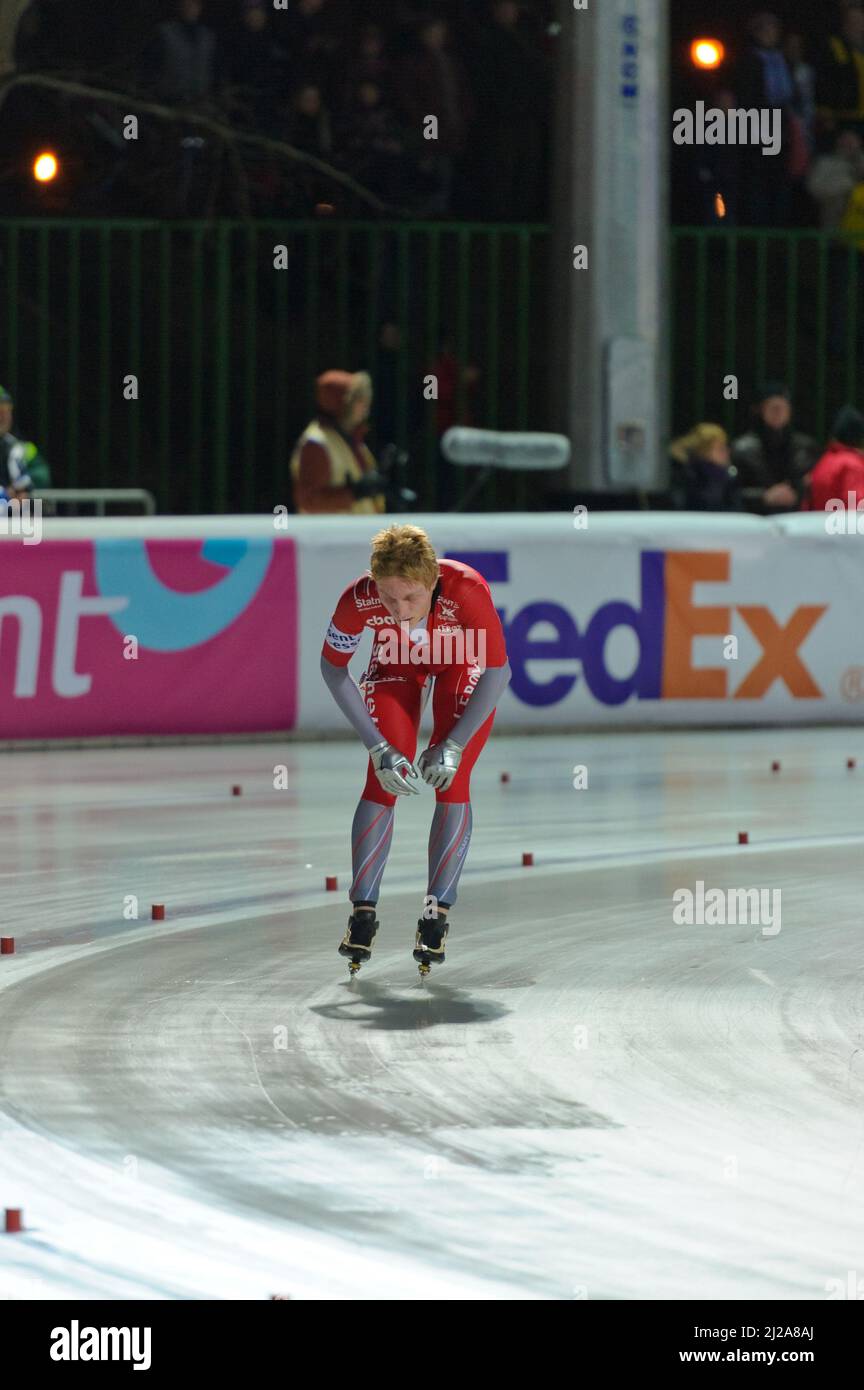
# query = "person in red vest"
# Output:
<box><xmin>802</xmin><ymin>405</ymin><xmax>864</xmax><ymax>510</ymax></box>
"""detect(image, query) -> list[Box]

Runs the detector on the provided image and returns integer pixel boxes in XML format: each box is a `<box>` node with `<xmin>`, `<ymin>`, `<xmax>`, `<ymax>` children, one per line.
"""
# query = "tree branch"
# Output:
<box><xmin>0</xmin><ymin>70</ymin><xmax>407</xmax><ymax>217</ymax></box>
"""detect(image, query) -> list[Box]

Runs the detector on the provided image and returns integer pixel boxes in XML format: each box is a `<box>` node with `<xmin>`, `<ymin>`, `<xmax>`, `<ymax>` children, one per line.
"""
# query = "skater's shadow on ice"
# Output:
<box><xmin>311</xmin><ymin>981</ymin><xmax>509</xmax><ymax>1031</ymax></box>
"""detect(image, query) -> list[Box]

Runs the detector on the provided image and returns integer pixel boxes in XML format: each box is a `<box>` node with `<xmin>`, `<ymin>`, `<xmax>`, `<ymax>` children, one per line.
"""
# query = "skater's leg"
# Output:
<box><xmin>349</xmin><ymin>669</ymin><xmax>422</xmax><ymax>904</ymax></box>
<box><xmin>349</xmin><ymin>799</ymin><xmax>395</xmax><ymax>906</ymax></box>
<box><xmin>423</xmin><ymin>668</ymin><xmax>497</xmax><ymax>910</ymax></box>
<box><xmin>426</xmin><ymin>800</ymin><xmax>473</xmax><ymax>909</ymax></box>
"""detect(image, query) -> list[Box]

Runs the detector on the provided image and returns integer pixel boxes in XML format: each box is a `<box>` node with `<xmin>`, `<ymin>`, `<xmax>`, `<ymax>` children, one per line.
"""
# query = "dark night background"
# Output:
<box><xmin>1</xmin><ymin>0</ymin><xmax>856</xmax><ymax>514</ymax></box>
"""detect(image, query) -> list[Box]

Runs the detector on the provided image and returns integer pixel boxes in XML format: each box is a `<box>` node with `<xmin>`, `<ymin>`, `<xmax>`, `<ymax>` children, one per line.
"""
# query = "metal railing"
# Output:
<box><xmin>4</xmin><ymin>220</ymin><xmax>853</xmax><ymax>515</ymax></box>
<box><xmin>670</xmin><ymin>226</ymin><xmax>864</xmax><ymax>443</ymax></box>
<box><xmin>34</xmin><ymin>488</ymin><xmax>156</xmax><ymax>516</ymax></box>
<box><xmin>1</xmin><ymin>219</ymin><xmax>549</xmax><ymax>514</ymax></box>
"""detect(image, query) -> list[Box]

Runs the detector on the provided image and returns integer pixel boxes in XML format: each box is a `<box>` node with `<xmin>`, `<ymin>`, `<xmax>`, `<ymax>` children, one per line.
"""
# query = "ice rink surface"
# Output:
<box><xmin>1</xmin><ymin>727</ymin><xmax>863</xmax><ymax>1301</ymax></box>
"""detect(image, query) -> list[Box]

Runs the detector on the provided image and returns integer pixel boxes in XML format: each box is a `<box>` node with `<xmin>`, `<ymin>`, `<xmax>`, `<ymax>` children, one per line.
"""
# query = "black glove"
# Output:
<box><xmin>348</xmin><ymin>471</ymin><xmax>387</xmax><ymax>499</ymax></box>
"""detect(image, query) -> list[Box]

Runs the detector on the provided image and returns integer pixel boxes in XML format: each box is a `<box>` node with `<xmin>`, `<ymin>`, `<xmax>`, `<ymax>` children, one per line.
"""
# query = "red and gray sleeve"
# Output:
<box><xmin>320</xmin><ymin>656</ymin><xmax>387</xmax><ymax>751</ymax></box>
<box><xmin>321</xmin><ymin>584</ymin><xmax>384</xmax><ymax>750</ymax></box>
<box><xmin>447</xmin><ymin>580</ymin><xmax>510</xmax><ymax>747</ymax></box>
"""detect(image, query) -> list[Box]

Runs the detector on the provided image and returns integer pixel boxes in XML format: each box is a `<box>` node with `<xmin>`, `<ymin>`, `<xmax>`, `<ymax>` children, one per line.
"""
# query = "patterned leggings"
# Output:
<box><xmin>349</xmin><ymin>658</ymin><xmax>495</xmax><ymax>909</ymax></box>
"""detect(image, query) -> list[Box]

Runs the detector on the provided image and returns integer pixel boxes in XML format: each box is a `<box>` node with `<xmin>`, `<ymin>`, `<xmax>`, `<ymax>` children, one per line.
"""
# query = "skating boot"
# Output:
<box><xmin>338</xmin><ymin>906</ymin><xmax>379</xmax><ymax>975</ymax></box>
<box><xmin>413</xmin><ymin>912</ymin><xmax>448</xmax><ymax>977</ymax></box>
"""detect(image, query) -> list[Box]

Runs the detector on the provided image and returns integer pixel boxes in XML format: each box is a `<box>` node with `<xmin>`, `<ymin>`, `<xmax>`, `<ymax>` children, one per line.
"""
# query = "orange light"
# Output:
<box><xmin>691</xmin><ymin>38</ymin><xmax>725</xmax><ymax>70</ymax></box>
<box><xmin>715</xmin><ymin>192</ymin><xmax>726</xmax><ymax>219</ymax></box>
<box><xmin>33</xmin><ymin>151</ymin><xmax>59</xmax><ymax>182</ymax></box>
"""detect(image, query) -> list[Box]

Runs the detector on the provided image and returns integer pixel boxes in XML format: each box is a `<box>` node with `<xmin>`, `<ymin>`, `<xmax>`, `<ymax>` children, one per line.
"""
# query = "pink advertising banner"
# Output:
<box><xmin>0</xmin><ymin>536</ymin><xmax>298</xmax><ymax>737</ymax></box>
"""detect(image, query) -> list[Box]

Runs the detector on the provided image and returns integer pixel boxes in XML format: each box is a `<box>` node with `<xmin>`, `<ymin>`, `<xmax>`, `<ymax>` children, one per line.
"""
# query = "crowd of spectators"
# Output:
<box><xmin>669</xmin><ymin>380</ymin><xmax>864</xmax><ymax>514</ymax></box>
<box><xmin>673</xmin><ymin>1</ymin><xmax>864</xmax><ymax>230</ymax></box>
<box><xmin>12</xmin><ymin>0</ymin><xmax>555</xmax><ymax>218</ymax></box>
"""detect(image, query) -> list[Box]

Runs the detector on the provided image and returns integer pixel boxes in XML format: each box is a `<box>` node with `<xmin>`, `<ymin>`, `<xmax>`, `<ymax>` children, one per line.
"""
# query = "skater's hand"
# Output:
<box><xmin>417</xmin><ymin>738</ymin><xmax>463</xmax><ymax>791</ymax></box>
<box><xmin>369</xmin><ymin>740</ymin><xmax>421</xmax><ymax>795</ymax></box>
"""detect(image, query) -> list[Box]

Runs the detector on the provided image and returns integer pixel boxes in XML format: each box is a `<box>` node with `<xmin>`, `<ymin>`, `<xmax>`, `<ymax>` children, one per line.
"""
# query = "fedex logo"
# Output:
<box><xmin>445</xmin><ymin>550</ymin><xmax>826</xmax><ymax>708</ymax></box>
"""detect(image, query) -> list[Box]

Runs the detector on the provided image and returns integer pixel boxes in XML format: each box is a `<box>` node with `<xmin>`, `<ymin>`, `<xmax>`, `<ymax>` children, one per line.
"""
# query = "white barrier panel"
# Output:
<box><xmin>1</xmin><ymin>512</ymin><xmax>863</xmax><ymax>736</ymax></box>
<box><xmin>298</xmin><ymin>512</ymin><xmax>864</xmax><ymax>729</ymax></box>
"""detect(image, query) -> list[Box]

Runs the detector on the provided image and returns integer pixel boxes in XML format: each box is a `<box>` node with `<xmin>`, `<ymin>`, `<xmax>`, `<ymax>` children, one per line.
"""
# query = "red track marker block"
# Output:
<box><xmin>848</xmin><ymin>758</ymin><xmax>857</xmax><ymax>770</ymax></box>
<box><xmin>522</xmin><ymin>852</ymin><xmax>534</xmax><ymax>867</ymax></box>
<box><xmin>151</xmin><ymin>904</ymin><xmax>166</xmax><ymax>921</ymax></box>
<box><xmin>500</xmin><ymin>772</ymin><xmax>510</xmax><ymax>784</ymax></box>
<box><xmin>325</xmin><ymin>876</ymin><xmax>338</xmax><ymax>891</ymax></box>
<box><xmin>0</xmin><ymin>937</ymin><xmax>14</xmax><ymax>955</ymax></box>
<box><xmin>231</xmin><ymin>785</ymin><xmax>242</xmax><ymax>796</ymax></box>
<box><xmin>771</xmin><ymin>761</ymin><xmax>780</xmax><ymax>772</ymax></box>
<box><xmin>738</xmin><ymin>832</ymin><xmax>749</xmax><ymax>845</ymax></box>
<box><xmin>4</xmin><ymin>1209</ymin><xmax>22</xmax><ymax>1234</ymax></box>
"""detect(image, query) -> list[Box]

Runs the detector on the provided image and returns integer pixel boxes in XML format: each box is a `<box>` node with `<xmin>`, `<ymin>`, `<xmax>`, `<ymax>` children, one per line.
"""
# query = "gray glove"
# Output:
<box><xmin>417</xmin><ymin>737</ymin><xmax>463</xmax><ymax>791</ymax></box>
<box><xmin>370</xmin><ymin>740</ymin><xmax>421</xmax><ymax>796</ymax></box>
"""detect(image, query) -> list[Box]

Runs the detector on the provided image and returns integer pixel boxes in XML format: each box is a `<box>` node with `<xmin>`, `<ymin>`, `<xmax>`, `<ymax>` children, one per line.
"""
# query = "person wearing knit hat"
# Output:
<box><xmin>290</xmin><ymin>369</ymin><xmax>387</xmax><ymax>515</ymax></box>
<box><xmin>668</xmin><ymin>422</ymin><xmax>741</xmax><ymax>512</ymax></box>
<box><xmin>730</xmin><ymin>381</ymin><xmax>817</xmax><ymax>512</ymax></box>
<box><xmin>802</xmin><ymin>403</ymin><xmax>864</xmax><ymax>510</ymax></box>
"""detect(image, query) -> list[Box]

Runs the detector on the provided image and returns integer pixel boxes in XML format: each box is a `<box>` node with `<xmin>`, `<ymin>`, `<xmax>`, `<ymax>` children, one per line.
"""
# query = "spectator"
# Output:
<box><xmin>737</xmin><ymin>11</ymin><xmax>795</xmax><ymax>108</ymax></box>
<box><xmin>145</xmin><ymin>0</ymin><xmax>218</xmax><ymax>108</ymax></box>
<box><xmin>731</xmin><ymin>382</ymin><xmax>817</xmax><ymax>511</ymax></box>
<box><xmin>668</xmin><ymin>424</ymin><xmax>741</xmax><ymax>512</ymax></box>
<box><xmin>736</xmin><ymin>12</ymin><xmax>796</xmax><ymax>225</ymax></box>
<box><xmin>276</xmin><ymin>0</ymin><xmax>339</xmax><ymax>94</ymax></box>
<box><xmin>290</xmin><ymin>370</ymin><xmax>386</xmax><ymax>515</ymax></box>
<box><xmin>785</xmin><ymin>32</ymin><xmax>817</xmax><ymax>153</ymax></box>
<box><xmin>430</xmin><ymin>336</ymin><xmax>481</xmax><ymax>509</ymax></box>
<box><xmin>13</xmin><ymin>1</ymin><xmax>52</xmax><ymax>71</ymax></box>
<box><xmin>801</xmin><ymin>405</ymin><xmax>864</xmax><ymax>509</ymax></box>
<box><xmin>822</xmin><ymin>175</ymin><xmax>864</xmax><ymax>358</ymax></box>
<box><xmin>468</xmin><ymin>0</ymin><xmax>549</xmax><ymax>220</ymax></box>
<box><xmin>285</xmin><ymin>82</ymin><xmax>333</xmax><ymax>158</ymax></box>
<box><xmin>139</xmin><ymin>0</ymin><xmax>220</xmax><ymax>214</ymax></box>
<box><xmin>226</xmin><ymin>2</ymin><xmax>288</xmax><ymax>134</ymax></box>
<box><xmin>695</xmin><ymin>88</ymin><xmax>742</xmax><ymax>225</ymax></box>
<box><xmin>0</xmin><ymin>385</ymin><xmax>51</xmax><ymax>500</ymax></box>
<box><xmin>352</xmin><ymin>22</ymin><xmax>390</xmax><ymax>89</ymax></box>
<box><xmin>393</xmin><ymin>16</ymin><xmax>474</xmax><ymax>216</ymax></box>
<box><xmin>816</xmin><ymin>3</ymin><xmax>864</xmax><ymax>138</ymax></box>
<box><xmin>430</xmin><ymin>337</ymin><xmax>480</xmax><ymax>437</ymax></box>
<box><xmin>838</xmin><ymin>163</ymin><xmax>864</xmax><ymax>246</ymax></box>
<box><xmin>806</xmin><ymin>127</ymin><xmax>864</xmax><ymax>229</ymax></box>
<box><xmin>338</xmin><ymin>80</ymin><xmax>414</xmax><ymax>203</ymax></box>
<box><xmin>373</xmin><ymin>320</ymin><xmax>422</xmax><ymax>453</ymax></box>
<box><xmin>13</xmin><ymin>0</ymin><xmax>88</xmax><ymax>71</ymax></box>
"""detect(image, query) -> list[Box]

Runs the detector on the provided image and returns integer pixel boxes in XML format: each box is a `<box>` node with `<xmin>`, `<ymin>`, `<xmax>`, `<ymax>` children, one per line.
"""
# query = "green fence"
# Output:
<box><xmin>5</xmin><ymin>220</ymin><xmax>858</xmax><ymax>513</ymax></box>
<box><xmin>1</xmin><ymin>219</ymin><xmax>549</xmax><ymax>513</ymax></box>
<box><xmin>671</xmin><ymin>227</ymin><xmax>864</xmax><ymax>445</ymax></box>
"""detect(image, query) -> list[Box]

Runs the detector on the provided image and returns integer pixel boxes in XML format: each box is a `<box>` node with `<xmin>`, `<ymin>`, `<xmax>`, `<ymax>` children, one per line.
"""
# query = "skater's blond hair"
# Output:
<box><xmin>370</xmin><ymin>524</ymin><xmax>439</xmax><ymax>588</ymax></box>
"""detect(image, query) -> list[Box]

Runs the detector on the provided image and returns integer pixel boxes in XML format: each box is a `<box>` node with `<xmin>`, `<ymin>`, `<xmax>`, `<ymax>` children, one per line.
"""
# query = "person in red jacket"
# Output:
<box><xmin>320</xmin><ymin>523</ymin><xmax>511</xmax><ymax>975</ymax></box>
<box><xmin>802</xmin><ymin>405</ymin><xmax>864</xmax><ymax>511</ymax></box>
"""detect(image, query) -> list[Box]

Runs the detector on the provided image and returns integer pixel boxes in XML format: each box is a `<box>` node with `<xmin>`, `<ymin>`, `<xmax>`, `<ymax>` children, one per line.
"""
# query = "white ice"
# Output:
<box><xmin>1</xmin><ymin>728</ymin><xmax>863</xmax><ymax>1300</ymax></box>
